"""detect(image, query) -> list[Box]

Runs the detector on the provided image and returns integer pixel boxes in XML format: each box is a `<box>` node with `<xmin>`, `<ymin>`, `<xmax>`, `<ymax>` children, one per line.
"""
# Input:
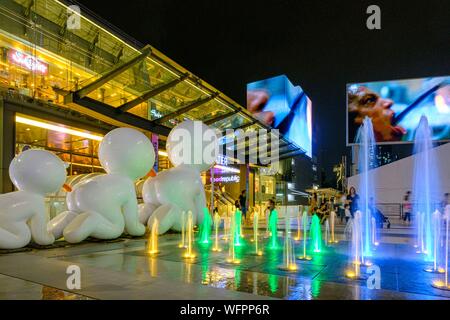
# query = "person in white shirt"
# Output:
<box><xmin>344</xmin><ymin>204</ymin><xmax>351</xmax><ymax>223</ymax></box>
<box><xmin>339</xmin><ymin>192</ymin><xmax>347</xmax><ymax>223</ymax></box>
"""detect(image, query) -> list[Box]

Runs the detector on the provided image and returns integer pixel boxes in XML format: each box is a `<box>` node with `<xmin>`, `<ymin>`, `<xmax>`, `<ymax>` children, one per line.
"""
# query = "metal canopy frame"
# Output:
<box><xmin>59</xmin><ymin>36</ymin><xmax>301</xmax><ymax>161</ymax></box>
<box><xmin>118</xmin><ymin>73</ymin><xmax>190</xmax><ymax>113</ymax></box>
<box><xmin>204</xmin><ymin>109</ymin><xmax>240</xmax><ymax>126</ymax></box>
<box><xmin>72</xmin><ymin>45</ymin><xmax>152</xmax><ymax>100</ymax></box>
<box><xmin>152</xmin><ymin>92</ymin><xmax>219</xmax><ymax>125</ymax></box>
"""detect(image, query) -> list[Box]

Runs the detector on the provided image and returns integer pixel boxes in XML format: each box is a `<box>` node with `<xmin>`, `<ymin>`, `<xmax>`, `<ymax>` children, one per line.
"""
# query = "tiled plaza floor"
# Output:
<box><xmin>0</xmin><ymin>228</ymin><xmax>448</xmax><ymax>300</ymax></box>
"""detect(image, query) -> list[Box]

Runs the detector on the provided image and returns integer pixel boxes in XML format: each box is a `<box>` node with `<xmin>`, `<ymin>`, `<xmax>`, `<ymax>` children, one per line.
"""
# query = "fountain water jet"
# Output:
<box><xmin>346</xmin><ymin>211</ymin><xmax>367</xmax><ymax>279</ymax></box>
<box><xmin>199</xmin><ymin>208</ymin><xmax>212</xmax><ymax>245</ymax></box>
<box><xmin>278</xmin><ymin>217</ymin><xmax>297</xmax><ymax>271</ymax></box>
<box><xmin>178</xmin><ymin>211</ymin><xmax>186</xmax><ymax>248</ymax></box>
<box><xmin>412</xmin><ymin>116</ymin><xmax>441</xmax><ymax>262</ymax></box>
<box><xmin>432</xmin><ymin>206</ymin><xmax>450</xmax><ymax>290</ymax></box>
<box><xmin>251</xmin><ymin>209</ymin><xmax>263</xmax><ymax>256</ymax></box>
<box><xmin>223</xmin><ymin>216</ymin><xmax>230</xmax><ymax>241</ymax></box>
<box><xmin>268</xmin><ymin>209</ymin><xmax>279</xmax><ymax>249</ymax></box>
<box><xmin>183</xmin><ymin>211</ymin><xmax>196</xmax><ymax>259</ymax></box>
<box><xmin>355</xmin><ymin>116</ymin><xmax>376</xmax><ymax>257</ymax></box>
<box><xmin>226</xmin><ymin>212</ymin><xmax>240</xmax><ymax>264</ymax></box>
<box><xmin>425</xmin><ymin>210</ymin><xmax>444</xmax><ymax>273</ymax></box>
<box><xmin>297</xmin><ymin>210</ymin><xmax>312</xmax><ymax>260</ymax></box>
<box><xmin>330</xmin><ymin>210</ymin><xmax>338</xmax><ymax>243</ymax></box>
<box><xmin>234</xmin><ymin>209</ymin><xmax>243</xmax><ymax>246</ymax></box>
<box><xmin>415</xmin><ymin>212</ymin><xmax>425</xmax><ymax>252</ymax></box>
<box><xmin>371</xmin><ymin>217</ymin><xmax>379</xmax><ymax>246</ymax></box>
<box><xmin>310</xmin><ymin>214</ymin><xmax>322</xmax><ymax>253</ymax></box>
<box><xmin>294</xmin><ymin>206</ymin><xmax>303</xmax><ymax>241</ymax></box>
<box><xmin>212</xmin><ymin>211</ymin><xmax>221</xmax><ymax>252</ymax></box>
<box><xmin>147</xmin><ymin>218</ymin><xmax>159</xmax><ymax>255</ymax></box>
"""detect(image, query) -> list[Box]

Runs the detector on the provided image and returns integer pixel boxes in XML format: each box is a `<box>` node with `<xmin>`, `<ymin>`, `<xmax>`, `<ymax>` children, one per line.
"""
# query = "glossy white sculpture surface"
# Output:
<box><xmin>140</xmin><ymin>120</ymin><xmax>218</xmax><ymax>234</ymax></box>
<box><xmin>0</xmin><ymin>150</ymin><xmax>66</xmax><ymax>249</ymax></box>
<box><xmin>48</xmin><ymin>127</ymin><xmax>154</xmax><ymax>243</ymax></box>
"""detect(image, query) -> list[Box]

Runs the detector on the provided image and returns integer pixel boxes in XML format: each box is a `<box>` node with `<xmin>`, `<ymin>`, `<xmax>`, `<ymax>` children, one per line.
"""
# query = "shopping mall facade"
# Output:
<box><xmin>0</xmin><ymin>0</ymin><xmax>314</xmax><ymax>217</ymax></box>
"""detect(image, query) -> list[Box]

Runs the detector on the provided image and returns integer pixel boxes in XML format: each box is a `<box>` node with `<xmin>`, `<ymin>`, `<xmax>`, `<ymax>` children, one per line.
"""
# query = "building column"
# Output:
<box><xmin>0</xmin><ymin>99</ymin><xmax>16</xmax><ymax>193</ymax></box>
<box><xmin>210</xmin><ymin>167</ymin><xmax>215</xmax><ymax>213</ymax></box>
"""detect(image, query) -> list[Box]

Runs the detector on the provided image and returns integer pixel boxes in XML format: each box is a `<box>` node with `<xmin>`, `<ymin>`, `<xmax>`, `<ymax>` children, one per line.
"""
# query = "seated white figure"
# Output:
<box><xmin>48</xmin><ymin>127</ymin><xmax>155</xmax><ymax>243</ymax></box>
<box><xmin>0</xmin><ymin>149</ymin><xmax>66</xmax><ymax>249</ymax></box>
<box><xmin>139</xmin><ymin>120</ymin><xmax>218</xmax><ymax>234</ymax></box>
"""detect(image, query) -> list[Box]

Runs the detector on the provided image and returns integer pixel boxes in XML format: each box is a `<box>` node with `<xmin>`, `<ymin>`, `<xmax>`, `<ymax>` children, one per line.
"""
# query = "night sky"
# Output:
<box><xmin>75</xmin><ymin>0</ymin><xmax>450</xmax><ymax>178</ymax></box>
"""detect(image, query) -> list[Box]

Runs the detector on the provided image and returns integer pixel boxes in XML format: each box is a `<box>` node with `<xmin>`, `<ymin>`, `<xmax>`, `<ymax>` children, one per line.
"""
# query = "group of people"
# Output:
<box><xmin>309</xmin><ymin>187</ymin><xmax>390</xmax><ymax>229</ymax></box>
<box><xmin>402</xmin><ymin>191</ymin><xmax>449</xmax><ymax>224</ymax></box>
<box><xmin>308</xmin><ymin>187</ymin><xmax>361</xmax><ymax>225</ymax></box>
<box><xmin>218</xmin><ymin>188</ymin><xmax>449</xmax><ymax>233</ymax></box>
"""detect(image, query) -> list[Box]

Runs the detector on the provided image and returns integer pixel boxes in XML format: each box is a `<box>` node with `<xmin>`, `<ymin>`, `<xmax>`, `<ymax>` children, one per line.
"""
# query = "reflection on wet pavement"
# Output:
<box><xmin>50</xmin><ymin>231</ymin><xmax>450</xmax><ymax>300</ymax></box>
<box><xmin>0</xmin><ymin>274</ymin><xmax>92</xmax><ymax>300</ymax></box>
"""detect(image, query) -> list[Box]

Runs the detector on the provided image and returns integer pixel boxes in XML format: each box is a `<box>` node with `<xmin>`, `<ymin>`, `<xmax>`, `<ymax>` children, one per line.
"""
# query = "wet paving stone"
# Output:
<box><xmin>1</xmin><ymin>230</ymin><xmax>449</xmax><ymax>300</ymax></box>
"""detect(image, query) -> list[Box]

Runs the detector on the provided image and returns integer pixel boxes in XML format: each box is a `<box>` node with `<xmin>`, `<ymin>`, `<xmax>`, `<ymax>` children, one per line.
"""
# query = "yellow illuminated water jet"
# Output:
<box><xmin>183</xmin><ymin>211</ymin><xmax>196</xmax><ymax>259</ymax></box>
<box><xmin>294</xmin><ymin>206</ymin><xmax>302</xmax><ymax>241</ymax></box>
<box><xmin>212</xmin><ymin>212</ymin><xmax>222</xmax><ymax>252</ymax></box>
<box><xmin>178</xmin><ymin>210</ymin><xmax>186</xmax><ymax>248</ymax></box>
<box><xmin>147</xmin><ymin>218</ymin><xmax>159</xmax><ymax>255</ymax></box>
<box><xmin>251</xmin><ymin>209</ymin><xmax>263</xmax><ymax>256</ymax></box>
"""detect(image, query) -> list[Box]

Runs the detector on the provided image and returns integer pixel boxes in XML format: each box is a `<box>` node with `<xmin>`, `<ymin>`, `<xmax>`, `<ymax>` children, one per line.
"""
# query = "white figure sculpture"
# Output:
<box><xmin>48</xmin><ymin>127</ymin><xmax>155</xmax><ymax>243</ymax></box>
<box><xmin>139</xmin><ymin>120</ymin><xmax>218</xmax><ymax>234</ymax></box>
<box><xmin>0</xmin><ymin>150</ymin><xmax>66</xmax><ymax>249</ymax></box>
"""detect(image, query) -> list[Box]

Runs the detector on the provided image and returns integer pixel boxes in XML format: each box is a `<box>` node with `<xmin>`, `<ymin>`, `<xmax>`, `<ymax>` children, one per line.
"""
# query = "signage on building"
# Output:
<box><xmin>211</xmin><ymin>175</ymin><xmax>240</xmax><ymax>184</ymax></box>
<box><xmin>8</xmin><ymin>49</ymin><xmax>49</xmax><ymax>75</ymax></box>
<box><xmin>259</xmin><ymin>166</ymin><xmax>278</xmax><ymax>176</ymax></box>
<box><xmin>151</xmin><ymin>133</ymin><xmax>159</xmax><ymax>173</ymax></box>
<box><xmin>216</xmin><ymin>154</ymin><xmax>229</xmax><ymax>166</ymax></box>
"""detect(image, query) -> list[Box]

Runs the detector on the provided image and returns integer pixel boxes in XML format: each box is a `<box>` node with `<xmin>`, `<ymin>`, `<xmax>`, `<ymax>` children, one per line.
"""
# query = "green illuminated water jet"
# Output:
<box><xmin>310</xmin><ymin>214</ymin><xmax>322</xmax><ymax>253</ymax></box>
<box><xmin>226</xmin><ymin>210</ymin><xmax>240</xmax><ymax>264</ymax></box>
<box><xmin>234</xmin><ymin>209</ymin><xmax>243</xmax><ymax>246</ymax></box>
<box><xmin>199</xmin><ymin>208</ymin><xmax>212</xmax><ymax>245</ymax></box>
<box><xmin>269</xmin><ymin>209</ymin><xmax>278</xmax><ymax>249</ymax></box>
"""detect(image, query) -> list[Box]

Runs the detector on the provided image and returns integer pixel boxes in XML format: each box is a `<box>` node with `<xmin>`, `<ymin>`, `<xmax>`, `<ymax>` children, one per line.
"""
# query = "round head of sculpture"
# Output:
<box><xmin>99</xmin><ymin>127</ymin><xmax>155</xmax><ymax>181</ymax></box>
<box><xmin>9</xmin><ymin>149</ymin><xmax>67</xmax><ymax>195</ymax></box>
<box><xmin>166</xmin><ymin>120</ymin><xmax>218</xmax><ymax>172</ymax></box>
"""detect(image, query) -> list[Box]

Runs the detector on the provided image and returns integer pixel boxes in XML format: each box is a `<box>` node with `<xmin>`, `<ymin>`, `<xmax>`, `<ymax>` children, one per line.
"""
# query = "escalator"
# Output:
<box><xmin>204</xmin><ymin>185</ymin><xmax>235</xmax><ymax>208</ymax></box>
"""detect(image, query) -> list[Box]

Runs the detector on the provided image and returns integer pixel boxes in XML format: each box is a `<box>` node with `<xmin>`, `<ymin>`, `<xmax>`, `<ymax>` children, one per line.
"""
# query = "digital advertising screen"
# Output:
<box><xmin>347</xmin><ymin>76</ymin><xmax>450</xmax><ymax>145</ymax></box>
<box><xmin>246</xmin><ymin>75</ymin><xmax>312</xmax><ymax>157</ymax></box>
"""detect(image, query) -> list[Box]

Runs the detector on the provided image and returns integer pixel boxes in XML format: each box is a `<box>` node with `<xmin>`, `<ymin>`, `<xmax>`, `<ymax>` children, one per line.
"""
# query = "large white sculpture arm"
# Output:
<box><xmin>122</xmin><ymin>183</ymin><xmax>146</xmax><ymax>236</ymax></box>
<box><xmin>0</xmin><ymin>150</ymin><xmax>66</xmax><ymax>249</ymax></box>
<box><xmin>30</xmin><ymin>198</ymin><xmax>55</xmax><ymax>245</ymax></box>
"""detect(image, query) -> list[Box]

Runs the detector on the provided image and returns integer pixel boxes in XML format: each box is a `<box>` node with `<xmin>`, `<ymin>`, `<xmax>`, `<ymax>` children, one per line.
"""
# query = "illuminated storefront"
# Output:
<box><xmin>0</xmin><ymin>0</ymin><xmax>304</xmax><ymax>206</ymax></box>
<box><xmin>15</xmin><ymin>114</ymin><xmax>103</xmax><ymax>175</ymax></box>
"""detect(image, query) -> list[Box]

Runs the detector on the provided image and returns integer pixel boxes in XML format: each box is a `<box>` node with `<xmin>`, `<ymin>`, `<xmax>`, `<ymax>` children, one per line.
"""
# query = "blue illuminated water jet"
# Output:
<box><xmin>412</xmin><ymin>116</ymin><xmax>441</xmax><ymax>262</ymax></box>
<box><xmin>355</xmin><ymin>117</ymin><xmax>376</xmax><ymax>257</ymax></box>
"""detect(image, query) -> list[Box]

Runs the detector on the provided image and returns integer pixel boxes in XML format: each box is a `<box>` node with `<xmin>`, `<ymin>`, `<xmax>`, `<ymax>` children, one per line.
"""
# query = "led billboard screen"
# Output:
<box><xmin>247</xmin><ymin>75</ymin><xmax>312</xmax><ymax>157</ymax></box>
<box><xmin>347</xmin><ymin>76</ymin><xmax>450</xmax><ymax>145</ymax></box>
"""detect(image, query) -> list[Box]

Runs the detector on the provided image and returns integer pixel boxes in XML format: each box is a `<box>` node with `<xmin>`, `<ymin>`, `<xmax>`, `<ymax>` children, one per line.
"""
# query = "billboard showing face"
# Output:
<box><xmin>247</xmin><ymin>75</ymin><xmax>312</xmax><ymax>157</ymax></box>
<box><xmin>347</xmin><ymin>76</ymin><xmax>450</xmax><ymax>145</ymax></box>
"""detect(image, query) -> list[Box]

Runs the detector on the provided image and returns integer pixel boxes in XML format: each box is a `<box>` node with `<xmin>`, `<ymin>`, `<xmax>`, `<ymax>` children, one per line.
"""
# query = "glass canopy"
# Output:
<box><xmin>6</xmin><ymin>0</ymin><xmax>304</xmax><ymax>160</ymax></box>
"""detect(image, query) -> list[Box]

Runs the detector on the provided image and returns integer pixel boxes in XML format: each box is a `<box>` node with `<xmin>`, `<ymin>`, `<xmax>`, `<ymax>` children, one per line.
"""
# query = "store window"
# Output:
<box><xmin>255</xmin><ymin>173</ymin><xmax>275</xmax><ymax>204</ymax></box>
<box><xmin>15</xmin><ymin>114</ymin><xmax>104</xmax><ymax>176</ymax></box>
